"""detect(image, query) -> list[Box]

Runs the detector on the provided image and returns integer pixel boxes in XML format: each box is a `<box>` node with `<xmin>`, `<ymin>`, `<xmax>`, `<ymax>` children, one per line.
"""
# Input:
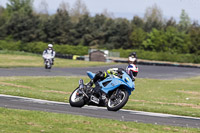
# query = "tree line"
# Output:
<box><xmin>0</xmin><ymin>0</ymin><xmax>200</xmax><ymax>56</ymax></box>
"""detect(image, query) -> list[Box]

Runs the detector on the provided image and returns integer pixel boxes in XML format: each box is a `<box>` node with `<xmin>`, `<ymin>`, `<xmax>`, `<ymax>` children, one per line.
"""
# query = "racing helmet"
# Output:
<box><xmin>48</xmin><ymin>44</ymin><xmax>53</xmax><ymax>49</ymax></box>
<box><xmin>48</xmin><ymin>44</ymin><xmax>53</xmax><ymax>47</ymax></box>
<box><xmin>126</xmin><ymin>64</ymin><xmax>138</xmax><ymax>79</ymax></box>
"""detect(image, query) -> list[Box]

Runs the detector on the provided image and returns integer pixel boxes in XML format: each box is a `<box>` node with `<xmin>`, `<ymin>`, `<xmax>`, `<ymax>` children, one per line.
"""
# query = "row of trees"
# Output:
<box><xmin>0</xmin><ymin>0</ymin><xmax>200</xmax><ymax>55</ymax></box>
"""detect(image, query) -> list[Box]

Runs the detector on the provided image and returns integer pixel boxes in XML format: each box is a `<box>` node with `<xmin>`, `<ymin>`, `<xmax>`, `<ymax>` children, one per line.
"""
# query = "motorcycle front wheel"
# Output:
<box><xmin>107</xmin><ymin>89</ymin><xmax>129</xmax><ymax>111</ymax></box>
<box><xmin>69</xmin><ymin>88</ymin><xmax>85</xmax><ymax>107</ymax></box>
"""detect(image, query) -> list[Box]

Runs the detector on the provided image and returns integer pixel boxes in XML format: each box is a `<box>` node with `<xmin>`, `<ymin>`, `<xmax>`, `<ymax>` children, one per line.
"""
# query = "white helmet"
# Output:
<box><xmin>48</xmin><ymin>44</ymin><xmax>53</xmax><ymax>48</ymax></box>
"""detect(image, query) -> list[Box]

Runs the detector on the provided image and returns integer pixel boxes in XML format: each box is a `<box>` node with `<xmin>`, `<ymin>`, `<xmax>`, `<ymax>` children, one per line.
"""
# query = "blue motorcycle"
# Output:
<box><xmin>69</xmin><ymin>70</ymin><xmax>135</xmax><ymax>111</ymax></box>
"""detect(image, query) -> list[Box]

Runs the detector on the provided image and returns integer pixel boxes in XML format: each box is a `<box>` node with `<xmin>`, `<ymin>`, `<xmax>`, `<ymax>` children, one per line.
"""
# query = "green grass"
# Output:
<box><xmin>0</xmin><ymin>50</ymin><xmax>116</xmax><ymax>68</ymax></box>
<box><xmin>0</xmin><ymin>76</ymin><xmax>200</xmax><ymax>117</ymax></box>
<box><xmin>125</xmin><ymin>77</ymin><xmax>200</xmax><ymax>117</ymax></box>
<box><xmin>0</xmin><ymin>108</ymin><xmax>199</xmax><ymax>133</ymax></box>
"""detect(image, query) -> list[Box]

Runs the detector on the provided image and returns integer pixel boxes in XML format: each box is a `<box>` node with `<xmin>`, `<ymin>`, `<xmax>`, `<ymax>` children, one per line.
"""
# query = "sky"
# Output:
<box><xmin>0</xmin><ymin>0</ymin><xmax>200</xmax><ymax>22</ymax></box>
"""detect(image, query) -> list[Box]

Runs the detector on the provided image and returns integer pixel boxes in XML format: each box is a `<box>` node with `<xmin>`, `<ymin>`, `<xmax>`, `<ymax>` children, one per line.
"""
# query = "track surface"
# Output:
<box><xmin>0</xmin><ymin>94</ymin><xmax>200</xmax><ymax>128</ymax></box>
<box><xmin>0</xmin><ymin>64</ymin><xmax>200</xmax><ymax>79</ymax></box>
<box><xmin>0</xmin><ymin>65</ymin><xmax>200</xmax><ymax>129</ymax></box>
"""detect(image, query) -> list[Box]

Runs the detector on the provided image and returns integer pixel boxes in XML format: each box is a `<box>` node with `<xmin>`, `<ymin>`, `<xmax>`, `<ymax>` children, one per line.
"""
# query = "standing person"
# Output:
<box><xmin>126</xmin><ymin>52</ymin><xmax>139</xmax><ymax>81</ymax></box>
<box><xmin>42</xmin><ymin>44</ymin><xmax>56</xmax><ymax>65</ymax></box>
<box><xmin>128</xmin><ymin>52</ymin><xmax>137</xmax><ymax>64</ymax></box>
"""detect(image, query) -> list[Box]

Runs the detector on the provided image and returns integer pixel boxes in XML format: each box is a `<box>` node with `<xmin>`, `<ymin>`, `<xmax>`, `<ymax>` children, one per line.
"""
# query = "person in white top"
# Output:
<box><xmin>126</xmin><ymin>52</ymin><xmax>139</xmax><ymax>81</ymax></box>
<box><xmin>42</xmin><ymin>44</ymin><xmax>56</xmax><ymax>65</ymax></box>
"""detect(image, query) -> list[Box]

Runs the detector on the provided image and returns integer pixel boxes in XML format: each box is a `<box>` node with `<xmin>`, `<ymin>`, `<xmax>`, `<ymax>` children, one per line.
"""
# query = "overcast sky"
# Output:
<box><xmin>1</xmin><ymin>0</ymin><xmax>200</xmax><ymax>22</ymax></box>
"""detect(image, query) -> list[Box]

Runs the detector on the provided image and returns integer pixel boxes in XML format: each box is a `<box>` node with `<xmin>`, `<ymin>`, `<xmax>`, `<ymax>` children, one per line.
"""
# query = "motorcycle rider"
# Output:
<box><xmin>42</xmin><ymin>44</ymin><xmax>56</xmax><ymax>65</ymax></box>
<box><xmin>87</xmin><ymin>52</ymin><xmax>138</xmax><ymax>88</ymax></box>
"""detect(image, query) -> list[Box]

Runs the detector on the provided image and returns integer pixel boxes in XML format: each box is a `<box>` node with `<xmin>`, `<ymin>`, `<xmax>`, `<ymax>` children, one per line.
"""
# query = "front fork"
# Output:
<box><xmin>110</xmin><ymin>89</ymin><xmax>120</xmax><ymax>100</ymax></box>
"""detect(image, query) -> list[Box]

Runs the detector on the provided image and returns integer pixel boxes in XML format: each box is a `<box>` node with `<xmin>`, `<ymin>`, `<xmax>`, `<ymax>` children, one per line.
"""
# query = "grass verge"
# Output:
<box><xmin>0</xmin><ymin>76</ymin><xmax>200</xmax><ymax>117</ymax></box>
<box><xmin>0</xmin><ymin>107</ymin><xmax>199</xmax><ymax>133</ymax></box>
<box><xmin>0</xmin><ymin>51</ymin><xmax>115</xmax><ymax>68</ymax></box>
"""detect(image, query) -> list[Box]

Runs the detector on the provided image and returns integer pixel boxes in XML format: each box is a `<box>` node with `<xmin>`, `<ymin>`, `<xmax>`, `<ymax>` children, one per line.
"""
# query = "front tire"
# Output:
<box><xmin>69</xmin><ymin>88</ymin><xmax>85</xmax><ymax>107</ymax></box>
<box><xmin>107</xmin><ymin>89</ymin><xmax>129</xmax><ymax>111</ymax></box>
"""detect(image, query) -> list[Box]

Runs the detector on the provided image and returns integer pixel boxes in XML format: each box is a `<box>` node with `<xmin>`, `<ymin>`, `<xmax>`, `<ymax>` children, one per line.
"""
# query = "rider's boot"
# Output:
<box><xmin>87</xmin><ymin>80</ymin><xmax>94</xmax><ymax>88</ymax></box>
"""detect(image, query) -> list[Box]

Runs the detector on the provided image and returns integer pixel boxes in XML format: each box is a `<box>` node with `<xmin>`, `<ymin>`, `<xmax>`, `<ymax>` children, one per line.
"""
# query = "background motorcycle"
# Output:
<box><xmin>69</xmin><ymin>70</ymin><xmax>135</xmax><ymax>111</ymax></box>
<box><xmin>43</xmin><ymin>54</ymin><xmax>53</xmax><ymax>69</ymax></box>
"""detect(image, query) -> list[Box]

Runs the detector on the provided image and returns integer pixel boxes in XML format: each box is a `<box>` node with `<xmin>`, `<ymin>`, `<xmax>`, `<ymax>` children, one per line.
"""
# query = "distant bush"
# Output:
<box><xmin>1</xmin><ymin>40</ymin><xmax>199</xmax><ymax>63</ymax></box>
<box><xmin>112</xmin><ymin>49</ymin><xmax>200</xmax><ymax>63</ymax></box>
<box><xmin>54</xmin><ymin>45</ymin><xmax>88</xmax><ymax>55</ymax></box>
<box><xmin>20</xmin><ymin>42</ymin><xmax>47</xmax><ymax>54</ymax></box>
<box><xmin>0</xmin><ymin>40</ymin><xmax>21</xmax><ymax>51</ymax></box>
<box><xmin>0</xmin><ymin>40</ymin><xmax>89</xmax><ymax>56</ymax></box>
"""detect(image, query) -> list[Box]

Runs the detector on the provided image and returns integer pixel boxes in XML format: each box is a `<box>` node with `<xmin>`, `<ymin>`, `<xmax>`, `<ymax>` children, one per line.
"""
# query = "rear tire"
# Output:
<box><xmin>107</xmin><ymin>89</ymin><xmax>129</xmax><ymax>111</ymax></box>
<box><xmin>69</xmin><ymin>88</ymin><xmax>85</xmax><ymax>107</ymax></box>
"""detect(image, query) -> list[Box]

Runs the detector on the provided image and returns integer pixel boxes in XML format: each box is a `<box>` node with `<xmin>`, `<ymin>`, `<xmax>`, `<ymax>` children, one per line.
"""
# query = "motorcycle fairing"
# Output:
<box><xmin>87</xmin><ymin>71</ymin><xmax>135</xmax><ymax>95</ymax></box>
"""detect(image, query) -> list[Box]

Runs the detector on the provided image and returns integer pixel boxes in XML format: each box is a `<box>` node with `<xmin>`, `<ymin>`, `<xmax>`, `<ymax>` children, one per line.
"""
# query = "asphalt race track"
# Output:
<box><xmin>0</xmin><ymin>94</ymin><xmax>200</xmax><ymax>128</ymax></box>
<box><xmin>0</xmin><ymin>65</ymin><xmax>200</xmax><ymax>129</ymax></box>
<box><xmin>0</xmin><ymin>64</ymin><xmax>200</xmax><ymax>79</ymax></box>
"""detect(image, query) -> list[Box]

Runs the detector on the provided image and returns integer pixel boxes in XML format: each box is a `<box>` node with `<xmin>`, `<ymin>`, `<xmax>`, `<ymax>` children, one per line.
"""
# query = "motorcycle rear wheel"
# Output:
<box><xmin>69</xmin><ymin>88</ymin><xmax>85</xmax><ymax>107</ymax></box>
<box><xmin>107</xmin><ymin>89</ymin><xmax>129</xmax><ymax>111</ymax></box>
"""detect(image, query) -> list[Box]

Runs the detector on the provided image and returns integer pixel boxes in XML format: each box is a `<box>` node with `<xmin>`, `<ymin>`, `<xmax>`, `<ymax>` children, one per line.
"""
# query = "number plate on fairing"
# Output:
<box><xmin>90</xmin><ymin>95</ymin><xmax>99</xmax><ymax>104</ymax></box>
